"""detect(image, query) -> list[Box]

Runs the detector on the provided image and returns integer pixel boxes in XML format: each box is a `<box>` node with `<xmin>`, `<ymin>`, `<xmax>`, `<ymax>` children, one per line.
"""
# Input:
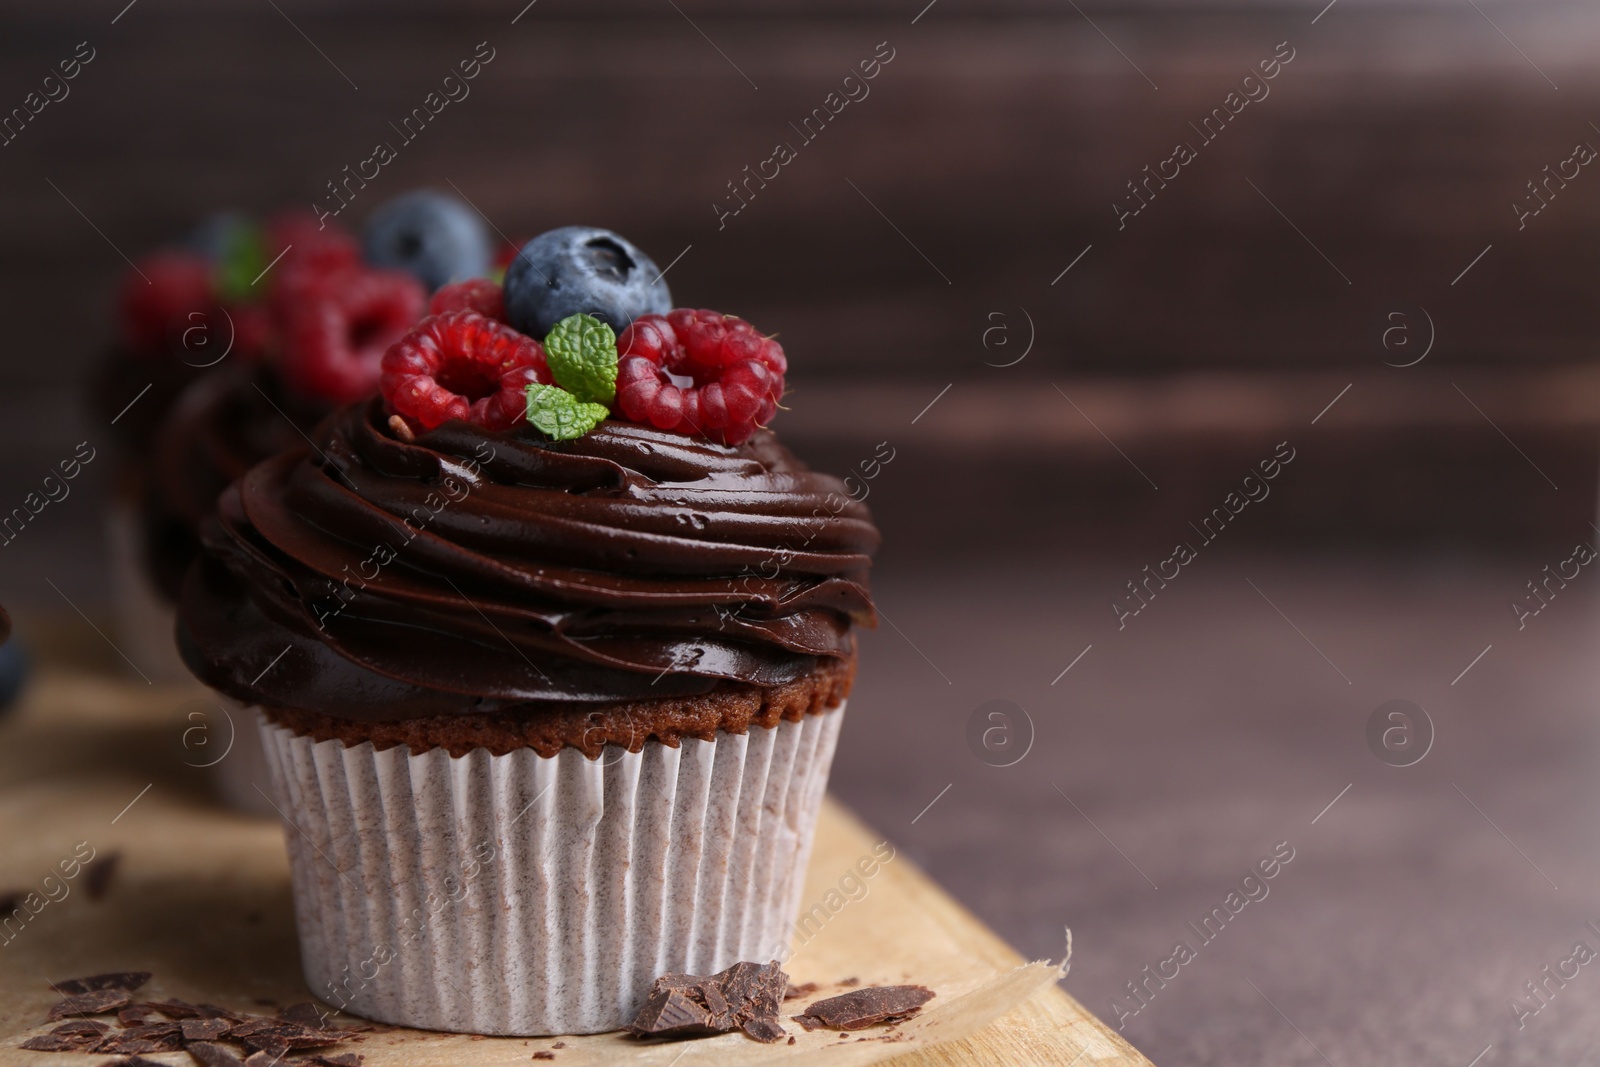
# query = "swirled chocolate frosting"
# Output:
<box><xmin>142</xmin><ymin>365</ymin><xmax>328</xmax><ymax>601</ymax></box>
<box><xmin>178</xmin><ymin>399</ymin><xmax>878</xmax><ymax>718</ymax></box>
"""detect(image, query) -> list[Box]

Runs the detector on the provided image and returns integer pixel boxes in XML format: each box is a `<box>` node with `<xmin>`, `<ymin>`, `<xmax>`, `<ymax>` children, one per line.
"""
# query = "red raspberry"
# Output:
<box><xmin>118</xmin><ymin>251</ymin><xmax>215</xmax><ymax>355</ymax></box>
<box><xmin>492</xmin><ymin>238</ymin><xmax>527</xmax><ymax>273</ymax></box>
<box><xmin>381</xmin><ymin>310</ymin><xmax>551</xmax><ymax>433</ymax></box>
<box><xmin>265</xmin><ymin>210</ymin><xmax>362</xmax><ymax>286</ymax></box>
<box><xmin>429</xmin><ymin>278</ymin><xmax>504</xmax><ymax>321</ymax></box>
<box><xmin>613</xmin><ymin>309</ymin><xmax>785</xmax><ymax>445</ymax></box>
<box><xmin>279</xmin><ymin>268</ymin><xmax>425</xmax><ymax>404</ymax></box>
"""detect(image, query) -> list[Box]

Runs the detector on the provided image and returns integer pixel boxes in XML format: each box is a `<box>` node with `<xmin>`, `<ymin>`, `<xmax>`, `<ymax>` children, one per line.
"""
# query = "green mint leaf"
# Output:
<box><xmin>543</xmin><ymin>313</ymin><xmax>618</xmax><ymax>405</ymax></box>
<box><xmin>524</xmin><ymin>383</ymin><xmax>610</xmax><ymax>441</ymax></box>
<box><xmin>213</xmin><ymin>223</ymin><xmax>269</xmax><ymax>305</ymax></box>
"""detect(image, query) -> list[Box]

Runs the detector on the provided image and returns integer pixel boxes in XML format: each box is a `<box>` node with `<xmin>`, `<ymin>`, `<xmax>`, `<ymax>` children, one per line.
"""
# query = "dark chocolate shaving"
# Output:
<box><xmin>794</xmin><ymin>985</ymin><xmax>935</xmax><ymax>1031</ymax></box>
<box><xmin>48</xmin><ymin>989</ymin><xmax>133</xmax><ymax>1019</ymax></box>
<box><xmin>83</xmin><ymin>850</ymin><xmax>122</xmax><ymax>901</ymax></box>
<box><xmin>783</xmin><ymin>981</ymin><xmax>819</xmax><ymax>1001</ymax></box>
<box><xmin>304</xmin><ymin>1055</ymin><xmax>364</xmax><ymax>1067</ymax></box>
<box><xmin>186</xmin><ymin>1042</ymin><xmax>247</xmax><ymax>1067</ymax></box>
<box><xmin>52</xmin><ymin>972</ymin><xmax>152</xmax><ymax>996</ymax></box>
<box><xmin>181</xmin><ymin>1018</ymin><xmax>233</xmax><ymax>1041</ymax></box>
<box><xmin>21</xmin><ymin>1033</ymin><xmax>96</xmax><ymax>1052</ymax></box>
<box><xmin>627</xmin><ymin>960</ymin><xmax>788</xmax><ymax>1043</ymax></box>
<box><xmin>229</xmin><ymin>1015</ymin><xmax>349</xmax><ymax>1051</ymax></box>
<box><xmin>277</xmin><ymin>1001</ymin><xmax>329</xmax><ymax>1029</ymax></box>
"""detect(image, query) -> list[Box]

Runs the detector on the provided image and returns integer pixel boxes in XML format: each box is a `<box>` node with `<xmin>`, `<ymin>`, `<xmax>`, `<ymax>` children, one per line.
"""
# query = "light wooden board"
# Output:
<box><xmin>0</xmin><ymin>665</ymin><xmax>1152</xmax><ymax>1066</ymax></box>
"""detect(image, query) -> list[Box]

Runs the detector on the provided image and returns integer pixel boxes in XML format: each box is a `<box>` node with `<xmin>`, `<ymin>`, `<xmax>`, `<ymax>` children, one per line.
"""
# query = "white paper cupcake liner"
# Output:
<box><xmin>258</xmin><ymin>703</ymin><xmax>845</xmax><ymax>1036</ymax></box>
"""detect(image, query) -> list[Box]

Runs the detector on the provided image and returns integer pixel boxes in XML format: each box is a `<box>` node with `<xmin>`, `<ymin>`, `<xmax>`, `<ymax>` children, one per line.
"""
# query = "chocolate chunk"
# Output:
<box><xmin>53</xmin><ymin>971</ymin><xmax>153</xmax><ymax>996</ymax></box>
<box><xmin>795</xmin><ymin>985</ymin><xmax>935</xmax><ymax>1031</ymax></box>
<box><xmin>182</xmin><ymin>1018</ymin><xmax>234</xmax><ymax>1040</ymax></box>
<box><xmin>84</xmin><ymin>850</ymin><xmax>122</xmax><ymax>901</ymax></box>
<box><xmin>186</xmin><ymin>1042</ymin><xmax>247</xmax><ymax>1067</ymax></box>
<box><xmin>48</xmin><ymin>989</ymin><xmax>133</xmax><ymax>1019</ymax></box>
<box><xmin>741</xmin><ymin>1017</ymin><xmax>787</xmax><ymax>1043</ymax></box>
<box><xmin>627</xmin><ymin>960</ymin><xmax>787</xmax><ymax>1042</ymax></box>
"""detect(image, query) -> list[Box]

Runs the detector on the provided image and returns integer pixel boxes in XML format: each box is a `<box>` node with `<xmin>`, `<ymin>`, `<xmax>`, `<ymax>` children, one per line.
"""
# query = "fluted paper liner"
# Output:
<box><xmin>258</xmin><ymin>704</ymin><xmax>844</xmax><ymax>1036</ymax></box>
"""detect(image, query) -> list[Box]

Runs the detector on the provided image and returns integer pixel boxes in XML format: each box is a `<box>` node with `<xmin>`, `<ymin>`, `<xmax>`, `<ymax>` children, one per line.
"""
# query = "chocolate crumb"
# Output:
<box><xmin>783</xmin><ymin>981</ymin><xmax>819</xmax><ymax>1001</ymax></box>
<box><xmin>533</xmin><ymin>1054</ymin><xmax>555</xmax><ymax>1061</ymax></box>
<box><xmin>181</xmin><ymin>1018</ymin><xmax>233</xmax><ymax>1041</ymax></box>
<box><xmin>551</xmin><ymin>1041</ymin><xmax>566</xmax><ymax>1049</ymax></box>
<box><xmin>52</xmin><ymin>972</ymin><xmax>153</xmax><ymax>996</ymax></box>
<box><xmin>839</xmin><ymin>977</ymin><xmax>859</xmax><ymax>987</ymax></box>
<box><xmin>795</xmin><ymin>985</ymin><xmax>935</xmax><ymax>1032</ymax></box>
<box><xmin>627</xmin><ymin>960</ymin><xmax>787</xmax><ymax>1043</ymax></box>
<box><xmin>48</xmin><ymin>989</ymin><xmax>133</xmax><ymax>1019</ymax></box>
<box><xmin>787</xmin><ymin>1035</ymin><xmax>796</xmax><ymax>1045</ymax></box>
<box><xmin>83</xmin><ymin>850</ymin><xmax>122</xmax><ymax>901</ymax></box>
<box><xmin>187</xmin><ymin>1042</ymin><xmax>247</xmax><ymax>1067</ymax></box>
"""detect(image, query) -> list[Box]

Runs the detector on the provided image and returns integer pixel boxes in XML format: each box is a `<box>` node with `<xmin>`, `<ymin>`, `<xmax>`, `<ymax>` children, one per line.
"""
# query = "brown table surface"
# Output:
<box><xmin>832</xmin><ymin>551</ymin><xmax>1600</xmax><ymax>1066</ymax></box>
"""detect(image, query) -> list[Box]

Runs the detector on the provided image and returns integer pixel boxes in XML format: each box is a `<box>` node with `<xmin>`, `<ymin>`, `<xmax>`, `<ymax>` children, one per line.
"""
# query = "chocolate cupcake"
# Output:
<box><xmin>178</xmin><ymin>228</ymin><xmax>878</xmax><ymax>1035</ymax></box>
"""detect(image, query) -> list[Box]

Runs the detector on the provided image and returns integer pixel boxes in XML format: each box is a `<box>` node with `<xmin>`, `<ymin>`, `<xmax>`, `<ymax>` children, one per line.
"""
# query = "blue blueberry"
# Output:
<box><xmin>0</xmin><ymin>638</ymin><xmax>28</xmax><ymax>713</ymax></box>
<box><xmin>362</xmin><ymin>190</ymin><xmax>491</xmax><ymax>292</ymax></box>
<box><xmin>503</xmin><ymin>226</ymin><xmax>671</xmax><ymax>339</ymax></box>
<box><xmin>185</xmin><ymin>212</ymin><xmax>254</xmax><ymax>262</ymax></box>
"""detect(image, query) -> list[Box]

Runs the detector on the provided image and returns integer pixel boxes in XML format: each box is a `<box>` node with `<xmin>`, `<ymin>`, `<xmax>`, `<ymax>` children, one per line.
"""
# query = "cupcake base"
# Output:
<box><xmin>259</xmin><ymin>703</ymin><xmax>844</xmax><ymax>1036</ymax></box>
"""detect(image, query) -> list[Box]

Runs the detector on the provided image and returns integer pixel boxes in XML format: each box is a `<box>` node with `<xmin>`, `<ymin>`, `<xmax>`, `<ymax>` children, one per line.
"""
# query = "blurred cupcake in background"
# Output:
<box><xmin>97</xmin><ymin>191</ymin><xmax>490</xmax><ymax>687</ymax></box>
<box><xmin>150</xmin><ymin>193</ymin><xmax>489</xmax><ymax>809</ymax></box>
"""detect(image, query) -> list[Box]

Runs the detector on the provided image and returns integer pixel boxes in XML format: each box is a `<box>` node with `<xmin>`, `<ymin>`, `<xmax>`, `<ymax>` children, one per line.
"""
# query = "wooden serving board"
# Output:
<box><xmin>0</xmin><ymin>660</ymin><xmax>1152</xmax><ymax>1066</ymax></box>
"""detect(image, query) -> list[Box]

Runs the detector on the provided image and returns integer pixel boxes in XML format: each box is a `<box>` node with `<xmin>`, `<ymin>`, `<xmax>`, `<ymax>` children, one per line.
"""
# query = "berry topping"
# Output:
<box><xmin>280</xmin><ymin>267</ymin><xmax>425</xmax><ymax>404</ymax></box>
<box><xmin>503</xmin><ymin>226</ymin><xmax>671</xmax><ymax>339</ymax></box>
<box><xmin>266</xmin><ymin>210</ymin><xmax>362</xmax><ymax>286</ymax></box>
<box><xmin>614</xmin><ymin>310</ymin><xmax>785</xmax><ymax>445</ymax></box>
<box><xmin>118</xmin><ymin>252</ymin><xmax>215</xmax><ymax>355</ymax></box>
<box><xmin>362</xmin><ymin>189</ymin><xmax>492</xmax><ymax>292</ymax></box>
<box><xmin>381</xmin><ymin>310</ymin><xmax>552</xmax><ymax>433</ymax></box>
<box><xmin>429</xmin><ymin>277</ymin><xmax>504</xmax><ymax>320</ymax></box>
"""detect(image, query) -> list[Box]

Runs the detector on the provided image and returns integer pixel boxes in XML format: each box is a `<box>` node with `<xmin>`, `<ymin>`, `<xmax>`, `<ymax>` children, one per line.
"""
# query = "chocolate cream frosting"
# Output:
<box><xmin>178</xmin><ymin>398</ymin><xmax>878</xmax><ymax>718</ymax></box>
<box><xmin>143</xmin><ymin>364</ymin><xmax>328</xmax><ymax>601</ymax></box>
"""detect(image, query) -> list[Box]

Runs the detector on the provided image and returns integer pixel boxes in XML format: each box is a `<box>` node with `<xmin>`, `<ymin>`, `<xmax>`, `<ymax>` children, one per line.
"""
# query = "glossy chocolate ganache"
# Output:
<box><xmin>179</xmin><ymin>398</ymin><xmax>879</xmax><ymax>720</ymax></box>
